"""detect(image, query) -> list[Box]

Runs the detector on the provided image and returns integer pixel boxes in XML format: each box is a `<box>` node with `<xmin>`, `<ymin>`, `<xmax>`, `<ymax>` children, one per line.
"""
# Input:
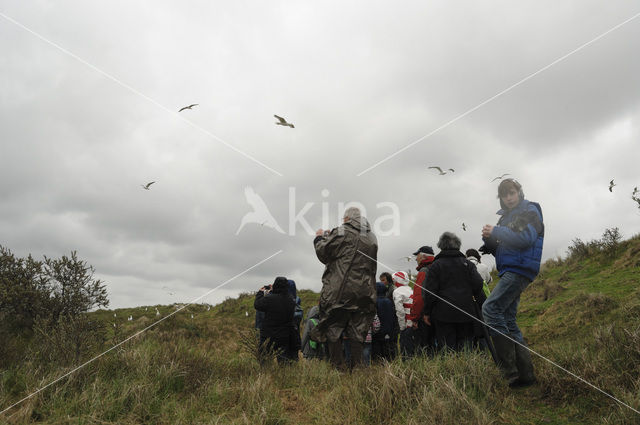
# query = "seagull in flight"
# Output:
<box><xmin>491</xmin><ymin>174</ymin><xmax>511</xmax><ymax>182</ymax></box>
<box><xmin>141</xmin><ymin>181</ymin><xmax>155</xmax><ymax>190</ymax></box>
<box><xmin>274</xmin><ymin>115</ymin><xmax>294</xmax><ymax>128</ymax></box>
<box><xmin>398</xmin><ymin>256</ymin><xmax>413</xmax><ymax>262</ymax></box>
<box><xmin>428</xmin><ymin>166</ymin><xmax>454</xmax><ymax>175</ymax></box>
<box><xmin>462</xmin><ymin>223</ymin><xmax>467</xmax><ymax>231</ymax></box>
<box><xmin>609</xmin><ymin>180</ymin><xmax>616</xmax><ymax>192</ymax></box>
<box><xmin>179</xmin><ymin>104</ymin><xmax>198</xmax><ymax>112</ymax></box>
<box><xmin>633</xmin><ymin>187</ymin><xmax>638</xmax><ymax>197</ymax></box>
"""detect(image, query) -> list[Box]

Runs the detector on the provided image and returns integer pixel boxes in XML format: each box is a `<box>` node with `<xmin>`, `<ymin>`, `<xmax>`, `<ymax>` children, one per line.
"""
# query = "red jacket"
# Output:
<box><xmin>407</xmin><ymin>257</ymin><xmax>434</xmax><ymax>322</ymax></box>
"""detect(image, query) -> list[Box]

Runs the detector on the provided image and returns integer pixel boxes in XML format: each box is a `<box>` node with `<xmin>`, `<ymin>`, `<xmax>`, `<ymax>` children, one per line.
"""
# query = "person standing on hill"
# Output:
<box><xmin>313</xmin><ymin>207</ymin><xmax>378</xmax><ymax>370</ymax></box>
<box><xmin>254</xmin><ymin>276</ymin><xmax>296</xmax><ymax>364</ymax></box>
<box><xmin>409</xmin><ymin>245</ymin><xmax>436</xmax><ymax>355</ymax></box>
<box><xmin>481</xmin><ymin>178</ymin><xmax>544</xmax><ymax>388</ymax></box>
<box><xmin>372</xmin><ymin>281</ymin><xmax>396</xmax><ymax>362</ymax></box>
<box><xmin>379</xmin><ymin>271</ymin><xmax>399</xmax><ymax>359</ymax></box>
<box><xmin>423</xmin><ymin>232</ymin><xmax>486</xmax><ymax>352</ymax></box>
<box><xmin>466</xmin><ymin>248</ymin><xmax>492</xmax><ymax>298</ymax></box>
<box><xmin>392</xmin><ymin>271</ymin><xmax>414</xmax><ymax>359</ymax></box>
<box><xmin>287</xmin><ymin>279</ymin><xmax>303</xmax><ymax>361</ymax></box>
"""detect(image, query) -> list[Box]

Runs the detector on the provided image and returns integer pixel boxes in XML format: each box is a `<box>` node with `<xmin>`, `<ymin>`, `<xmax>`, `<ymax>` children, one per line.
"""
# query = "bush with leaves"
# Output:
<box><xmin>0</xmin><ymin>246</ymin><xmax>109</xmax><ymax>366</ymax></box>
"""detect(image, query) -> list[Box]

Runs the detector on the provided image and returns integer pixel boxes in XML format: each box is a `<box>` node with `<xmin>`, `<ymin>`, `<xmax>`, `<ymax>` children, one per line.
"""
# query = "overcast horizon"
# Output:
<box><xmin>1</xmin><ymin>1</ymin><xmax>639</xmax><ymax>309</ymax></box>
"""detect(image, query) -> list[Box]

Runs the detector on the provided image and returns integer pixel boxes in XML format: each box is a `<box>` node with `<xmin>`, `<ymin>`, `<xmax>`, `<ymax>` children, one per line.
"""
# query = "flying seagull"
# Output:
<box><xmin>178</xmin><ymin>104</ymin><xmax>198</xmax><ymax>112</ymax></box>
<box><xmin>274</xmin><ymin>115</ymin><xmax>294</xmax><ymax>128</ymax></box>
<box><xmin>141</xmin><ymin>181</ymin><xmax>155</xmax><ymax>190</ymax></box>
<box><xmin>398</xmin><ymin>256</ymin><xmax>413</xmax><ymax>262</ymax></box>
<box><xmin>428</xmin><ymin>166</ymin><xmax>454</xmax><ymax>175</ymax></box>
<box><xmin>633</xmin><ymin>187</ymin><xmax>638</xmax><ymax>197</ymax></box>
<box><xmin>609</xmin><ymin>180</ymin><xmax>616</xmax><ymax>192</ymax></box>
<box><xmin>462</xmin><ymin>223</ymin><xmax>467</xmax><ymax>231</ymax></box>
<box><xmin>491</xmin><ymin>173</ymin><xmax>511</xmax><ymax>182</ymax></box>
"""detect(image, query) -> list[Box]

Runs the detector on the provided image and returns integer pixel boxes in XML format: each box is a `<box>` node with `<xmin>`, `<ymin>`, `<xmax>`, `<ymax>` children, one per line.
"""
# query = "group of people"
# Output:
<box><xmin>254</xmin><ymin>178</ymin><xmax>543</xmax><ymax>389</ymax></box>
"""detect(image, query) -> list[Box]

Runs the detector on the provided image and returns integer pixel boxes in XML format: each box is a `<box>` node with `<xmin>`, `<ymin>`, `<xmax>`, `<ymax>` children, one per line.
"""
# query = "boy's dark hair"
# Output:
<box><xmin>465</xmin><ymin>249</ymin><xmax>481</xmax><ymax>262</ymax></box>
<box><xmin>379</xmin><ymin>272</ymin><xmax>393</xmax><ymax>284</ymax></box>
<box><xmin>498</xmin><ymin>178</ymin><xmax>523</xmax><ymax>199</ymax></box>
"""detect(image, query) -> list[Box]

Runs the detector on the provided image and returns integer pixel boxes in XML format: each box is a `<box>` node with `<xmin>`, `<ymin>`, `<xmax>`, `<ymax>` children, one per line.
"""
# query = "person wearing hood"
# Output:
<box><xmin>313</xmin><ymin>207</ymin><xmax>378</xmax><ymax>370</ymax></box>
<box><xmin>423</xmin><ymin>232</ymin><xmax>486</xmax><ymax>352</ymax></box>
<box><xmin>466</xmin><ymin>248</ymin><xmax>492</xmax><ymax>297</ymax></box>
<box><xmin>481</xmin><ymin>178</ymin><xmax>543</xmax><ymax>388</ymax></box>
<box><xmin>254</xmin><ymin>276</ymin><xmax>296</xmax><ymax>364</ymax></box>
<box><xmin>392</xmin><ymin>271</ymin><xmax>415</xmax><ymax>359</ymax></box>
<box><xmin>379</xmin><ymin>271</ymin><xmax>399</xmax><ymax>359</ymax></box>
<box><xmin>409</xmin><ymin>245</ymin><xmax>436</xmax><ymax>355</ymax></box>
<box><xmin>287</xmin><ymin>279</ymin><xmax>303</xmax><ymax>360</ymax></box>
<box><xmin>301</xmin><ymin>305</ymin><xmax>326</xmax><ymax>359</ymax></box>
<box><xmin>372</xmin><ymin>281</ymin><xmax>396</xmax><ymax>362</ymax></box>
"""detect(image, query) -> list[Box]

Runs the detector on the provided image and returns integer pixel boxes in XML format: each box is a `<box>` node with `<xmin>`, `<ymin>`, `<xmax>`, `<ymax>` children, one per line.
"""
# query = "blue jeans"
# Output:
<box><xmin>363</xmin><ymin>343</ymin><xmax>372</xmax><ymax>366</ymax></box>
<box><xmin>482</xmin><ymin>272</ymin><xmax>531</xmax><ymax>343</ymax></box>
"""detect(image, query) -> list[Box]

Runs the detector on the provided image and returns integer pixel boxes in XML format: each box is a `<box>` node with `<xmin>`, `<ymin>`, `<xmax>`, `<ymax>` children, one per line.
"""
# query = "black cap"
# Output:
<box><xmin>412</xmin><ymin>245</ymin><xmax>434</xmax><ymax>256</ymax></box>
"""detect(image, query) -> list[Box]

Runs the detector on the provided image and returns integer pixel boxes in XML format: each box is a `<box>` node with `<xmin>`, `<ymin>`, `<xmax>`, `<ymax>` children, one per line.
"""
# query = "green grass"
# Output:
<box><xmin>2</xmin><ymin>236</ymin><xmax>640</xmax><ymax>424</ymax></box>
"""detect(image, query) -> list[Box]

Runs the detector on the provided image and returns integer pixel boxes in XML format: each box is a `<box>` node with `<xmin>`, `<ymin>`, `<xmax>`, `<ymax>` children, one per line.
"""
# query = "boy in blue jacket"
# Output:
<box><xmin>480</xmin><ymin>178</ymin><xmax>543</xmax><ymax>388</ymax></box>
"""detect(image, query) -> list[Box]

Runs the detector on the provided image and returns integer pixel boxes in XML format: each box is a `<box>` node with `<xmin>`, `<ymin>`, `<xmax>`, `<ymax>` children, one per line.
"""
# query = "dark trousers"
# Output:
<box><xmin>433</xmin><ymin>321</ymin><xmax>475</xmax><ymax>352</ymax></box>
<box><xmin>371</xmin><ymin>337</ymin><xmax>395</xmax><ymax>362</ymax></box>
<box><xmin>399</xmin><ymin>328</ymin><xmax>416</xmax><ymax>359</ymax></box>
<box><xmin>259</xmin><ymin>335</ymin><xmax>291</xmax><ymax>364</ymax></box>
<box><xmin>415</xmin><ymin>320</ymin><xmax>436</xmax><ymax>356</ymax></box>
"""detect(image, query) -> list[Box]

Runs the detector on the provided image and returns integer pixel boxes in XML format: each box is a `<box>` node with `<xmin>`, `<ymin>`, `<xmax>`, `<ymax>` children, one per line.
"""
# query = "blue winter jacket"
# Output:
<box><xmin>483</xmin><ymin>199</ymin><xmax>544</xmax><ymax>281</ymax></box>
<box><xmin>375</xmin><ymin>281</ymin><xmax>396</xmax><ymax>338</ymax></box>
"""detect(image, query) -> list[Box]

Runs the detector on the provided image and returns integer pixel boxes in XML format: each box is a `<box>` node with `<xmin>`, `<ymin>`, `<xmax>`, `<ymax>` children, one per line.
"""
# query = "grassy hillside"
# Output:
<box><xmin>1</xmin><ymin>236</ymin><xmax>640</xmax><ymax>424</ymax></box>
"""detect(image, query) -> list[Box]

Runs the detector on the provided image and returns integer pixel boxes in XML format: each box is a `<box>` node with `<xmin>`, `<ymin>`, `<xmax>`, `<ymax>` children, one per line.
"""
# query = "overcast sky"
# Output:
<box><xmin>1</xmin><ymin>1</ymin><xmax>639</xmax><ymax>309</ymax></box>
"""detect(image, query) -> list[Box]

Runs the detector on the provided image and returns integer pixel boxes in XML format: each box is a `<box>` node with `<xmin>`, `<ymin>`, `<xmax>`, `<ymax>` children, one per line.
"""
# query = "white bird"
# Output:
<box><xmin>609</xmin><ymin>179</ymin><xmax>616</xmax><ymax>192</ymax></box>
<box><xmin>207</xmin><ymin>305</ymin><xmax>211</xmax><ymax>311</ymax></box>
<box><xmin>178</xmin><ymin>103</ymin><xmax>198</xmax><ymax>112</ymax></box>
<box><xmin>113</xmin><ymin>313</ymin><xmax>117</xmax><ymax>317</ymax></box>
<box><xmin>245</xmin><ymin>311</ymin><xmax>249</xmax><ymax>317</ymax></box>
<box><xmin>128</xmin><ymin>315</ymin><xmax>133</xmax><ymax>321</ymax></box>
<box><xmin>236</xmin><ymin>186</ymin><xmax>285</xmax><ymax>235</ymax></box>
<box><xmin>274</xmin><ymin>114</ymin><xmax>294</xmax><ymax>128</ymax></box>
<box><xmin>155</xmin><ymin>308</ymin><xmax>160</xmax><ymax>317</ymax></box>
<box><xmin>141</xmin><ymin>181</ymin><xmax>155</xmax><ymax>190</ymax></box>
<box><xmin>491</xmin><ymin>174</ymin><xmax>510</xmax><ymax>182</ymax></box>
<box><xmin>190</xmin><ymin>314</ymin><xmax>194</xmax><ymax>319</ymax></box>
<box><xmin>145</xmin><ymin>307</ymin><xmax>148</xmax><ymax>311</ymax></box>
<box><xmin>113</xmin><ymin>323</ymin><xmax>116</xmax><ymax>328</ymax></box>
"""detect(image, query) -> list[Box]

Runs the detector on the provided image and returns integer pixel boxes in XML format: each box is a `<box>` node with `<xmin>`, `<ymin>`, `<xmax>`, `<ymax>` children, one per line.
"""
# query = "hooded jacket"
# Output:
<box><xmin>254</xmin><ymin>278</ymin><xmax>295</xmax><ymax>340</ymax></box>
<box><xmin>409</xmin><ymin>257</ymin><xmax>434</xmax><ymax>323</ymax></box>
<box><xmin>313</xmin><ymin>217</ymin><xmax>378</xmax><ymax>316</ymax></box>
<box><xmin>392</xmin><ymin>280</ymin><xmax>413</xmax><ymax>331</ymax></box>
<box><xmin>375</xmin><ymin>281</ymin><xmax>396</xmax><ymax>338</ymax></box>
<box><xmin>483</xmin><ymin>198</ymin><xmax>544</xmax><ymax>281</ymax></box>
<box><xmin>423</xmin><ymin>250</ymin><xmax>486</xmax><ymax>323</ymax></box>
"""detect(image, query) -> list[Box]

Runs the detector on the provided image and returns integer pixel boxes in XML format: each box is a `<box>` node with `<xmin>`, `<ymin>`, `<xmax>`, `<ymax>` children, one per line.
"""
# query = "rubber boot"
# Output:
<box><xmin>328</xmin><ymin>340</ymin><xmax>346</xmax><ymax>372</ymax></box>
<box><xmin>510</xmin><ymin>342</ymin><xmax>537</xmax><ymax>388</ymax></box>
<box><xmin>349</xmin><ymin>340</ymin><xmax>364</xmax><ymax>370</ymax></box>
<box><xmin>491</xmin><ymin>334</ymin><xmax>519</xmax><ymax>385</ymax></box>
